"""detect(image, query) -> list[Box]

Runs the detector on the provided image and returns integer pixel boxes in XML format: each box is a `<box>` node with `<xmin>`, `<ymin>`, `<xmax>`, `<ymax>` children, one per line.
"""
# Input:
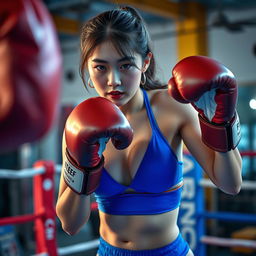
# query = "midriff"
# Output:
<box><xmin>99</xmin><ymin>207</ymin><xmax>180</xmax><ymax>250</ymax></box>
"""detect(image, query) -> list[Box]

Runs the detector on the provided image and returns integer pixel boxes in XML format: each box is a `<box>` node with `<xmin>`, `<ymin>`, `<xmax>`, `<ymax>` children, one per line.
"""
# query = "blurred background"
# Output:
<box><xmin>0</xmin><ymin>0</ymin><xmax>256</xmax><ymax>255</ymax></box>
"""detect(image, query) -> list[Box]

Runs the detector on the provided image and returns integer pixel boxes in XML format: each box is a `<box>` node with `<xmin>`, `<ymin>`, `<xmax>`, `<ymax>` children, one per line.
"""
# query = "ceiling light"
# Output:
<box><xmin>249</xmin><ymin>99</ymin><xmax>256</xmax><ymax>110</ymax></box>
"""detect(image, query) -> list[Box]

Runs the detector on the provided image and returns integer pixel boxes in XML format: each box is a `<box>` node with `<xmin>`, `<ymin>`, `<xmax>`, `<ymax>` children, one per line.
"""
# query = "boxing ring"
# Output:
<box><xmin>0</xmin><ymin>153</ymin><xmax>255</xmax><ymax>255</ymax></box>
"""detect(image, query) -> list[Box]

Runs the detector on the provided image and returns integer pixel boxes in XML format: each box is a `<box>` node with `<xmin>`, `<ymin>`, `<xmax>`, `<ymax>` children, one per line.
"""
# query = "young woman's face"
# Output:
<box><xmin>87</xmin><ymin>41</ymin><xmax>144</xmax><ymax>106</ymax></box>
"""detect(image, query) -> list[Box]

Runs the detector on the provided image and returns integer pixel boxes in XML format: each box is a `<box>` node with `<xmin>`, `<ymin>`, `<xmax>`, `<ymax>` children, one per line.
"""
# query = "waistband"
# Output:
<box><xmin>97</xmin><ymin>233</ymin><xmax>190</xmax><ymax>256</ymax></box>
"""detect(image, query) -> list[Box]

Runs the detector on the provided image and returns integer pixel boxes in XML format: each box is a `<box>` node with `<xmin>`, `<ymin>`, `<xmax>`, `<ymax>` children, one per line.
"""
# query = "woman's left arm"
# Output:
<box><xmin>212</xmin><ymin>149</ymin><xmax>242</xmax><ymax>194</ymax></box>
<box><xmin>180</xmin><ymin>105</ymin><xmax>242</xmax><ymax>195</ymax></box>
<box><xmin>168</xmin><ymin>55</ymin><xmax>243</xmax><ymax>195</ymax></box>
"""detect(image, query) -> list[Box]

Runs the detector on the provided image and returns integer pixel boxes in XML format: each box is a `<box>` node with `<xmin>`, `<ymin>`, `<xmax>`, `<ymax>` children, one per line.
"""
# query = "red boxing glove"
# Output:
<box><xmin>63</xmin><ymin>97</ymin><xmax>133</xmax><ymax>195</ymax></box>
<box><xmin>168</xmin><ymin>55</ymin><xmax>241</xmax><ymax>152</ymax></box>
<box><xmin>0</xmin><ymin>0</ymin><xmax>62</xmax><ymax>152</ymax></box>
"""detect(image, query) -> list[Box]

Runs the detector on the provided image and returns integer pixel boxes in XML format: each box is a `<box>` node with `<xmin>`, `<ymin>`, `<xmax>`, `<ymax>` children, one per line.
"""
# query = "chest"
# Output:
<box><xmin>103</xmin><ymin>103</ymin><xmax>182</xmax><ymax>186</ymax></box>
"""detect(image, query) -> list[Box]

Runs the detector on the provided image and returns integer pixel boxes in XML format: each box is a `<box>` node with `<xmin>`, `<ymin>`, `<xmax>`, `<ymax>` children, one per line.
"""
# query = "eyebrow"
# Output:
<box><xmin>91</xmin><ymin>56</ymin><xmax>135</xmax><ymax>63</ymax></box>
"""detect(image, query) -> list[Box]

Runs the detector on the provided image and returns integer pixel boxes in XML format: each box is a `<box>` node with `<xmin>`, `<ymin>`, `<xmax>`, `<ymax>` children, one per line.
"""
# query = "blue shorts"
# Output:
<box><xmin>97</xmin><ymin>233</ymin><xmax>190</xmax><ymax>256</ymax></box>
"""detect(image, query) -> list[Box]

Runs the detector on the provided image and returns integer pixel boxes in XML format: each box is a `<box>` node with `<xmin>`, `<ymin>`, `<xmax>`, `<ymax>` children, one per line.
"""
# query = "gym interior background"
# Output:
<box><xmin>0</xmin><ymin>0</ymin><xmax>256</xmax><ymax>255</ymax></box>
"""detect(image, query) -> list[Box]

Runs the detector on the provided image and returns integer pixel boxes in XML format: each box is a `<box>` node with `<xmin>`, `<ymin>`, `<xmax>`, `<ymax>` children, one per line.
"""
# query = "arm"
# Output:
<box><xmin>56</xmin><ymin>132</ymin><xmax>91</xmax><ymax>236</ymax></box>
<box><xmin>181</xmin><ymin>105</ymin><xmax>242</xmax><ymax>195</ymax></box>
<box><xmin>213</xmin><ymin>150</ymin><xmax>242</xmax><ymax>194</ymax></box>
<box><xmin>56</xmin><ymin>97</ymin><xmax>133</xmax><ymax>235</ymax></box>
<box><xmin>168</xmin><ymin>56</ymin><xmax>242</xmax><ymax>195</ymax></box>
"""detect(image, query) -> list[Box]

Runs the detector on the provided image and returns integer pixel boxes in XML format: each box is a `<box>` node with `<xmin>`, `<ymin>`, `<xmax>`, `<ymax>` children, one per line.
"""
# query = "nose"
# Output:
<box><xmin>107</xmin><ymin>69</ymin><xmax>121</xmax><ymax>87</ymax></box>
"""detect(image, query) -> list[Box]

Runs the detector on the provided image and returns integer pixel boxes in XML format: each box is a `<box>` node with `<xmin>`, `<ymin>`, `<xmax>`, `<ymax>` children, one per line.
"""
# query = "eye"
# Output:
<box><xmin>120</xmin><ymin>63</ymin><xmax>132</xmax><ymax>70</ymax></box>
<box><xmin>94</xmin><ymin>65</ymin><xmax>106</xmax><ymax>71</ymax></box>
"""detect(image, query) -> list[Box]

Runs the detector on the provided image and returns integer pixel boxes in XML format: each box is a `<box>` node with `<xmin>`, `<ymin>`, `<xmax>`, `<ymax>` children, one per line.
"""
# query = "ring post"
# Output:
<box><xmin>33</xmin><ymin>161</ymin><xmax>57</xmax><ymax>256</ymax></box>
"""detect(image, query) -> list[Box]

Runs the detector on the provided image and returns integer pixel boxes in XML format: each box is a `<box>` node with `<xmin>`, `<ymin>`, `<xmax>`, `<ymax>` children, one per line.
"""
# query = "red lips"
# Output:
<box><xmin>108</xmin><ymin>91</ymin><xmax>124</xmax><ymax>95</ymax></box>
<box><xmin>108</xmin><ymin>91</ymin><xmax>124</xmax><ymax>100</ymax></box>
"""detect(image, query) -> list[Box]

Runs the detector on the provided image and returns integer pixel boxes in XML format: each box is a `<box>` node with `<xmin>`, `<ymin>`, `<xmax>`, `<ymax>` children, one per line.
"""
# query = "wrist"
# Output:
<box><xmin>199</xmin><ymin>111</ymin><xmax>241</xmax><ymax>152</ymax></box>
<box><xmin>63</xmin><ymin>150</ymin><xmax>104</xmax><ymax>195</ymax></box>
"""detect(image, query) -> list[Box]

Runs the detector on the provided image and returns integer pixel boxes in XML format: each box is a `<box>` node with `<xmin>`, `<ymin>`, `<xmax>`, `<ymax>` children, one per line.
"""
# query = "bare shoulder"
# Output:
<box><xmin>147</xmin><ymin>88</ymin><xmax>197</xmax><ymax>123</ymax></box>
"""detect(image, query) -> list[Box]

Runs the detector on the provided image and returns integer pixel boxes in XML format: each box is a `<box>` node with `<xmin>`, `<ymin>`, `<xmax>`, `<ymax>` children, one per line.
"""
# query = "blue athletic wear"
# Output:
<box><xmin>94</xmin><ymin>89</ymin><xmax>183</xmax><ymax>215</ymax></box>
<box><xmin>97</xmin><ymin>233</ymin><xmax>190</xmax><ymax>256</ymax></box>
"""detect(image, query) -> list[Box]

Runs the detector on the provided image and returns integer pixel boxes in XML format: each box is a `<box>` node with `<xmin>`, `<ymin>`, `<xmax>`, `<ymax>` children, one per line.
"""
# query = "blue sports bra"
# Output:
<box><xmin>94</xmin><ymin>90</ymin><xmax>183</xmax><ymax>215</ymax></box>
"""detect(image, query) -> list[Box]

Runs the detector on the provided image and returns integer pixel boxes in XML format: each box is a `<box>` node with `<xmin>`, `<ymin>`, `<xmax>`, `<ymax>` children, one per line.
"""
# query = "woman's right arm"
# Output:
<box><xmin>56</xmin><ymin>97</ymin><xmax>133</xmax><ymax>235</ymax></box>
<box><xmin>56</xmin><ymin>132</ymin><xmax>92</xmax><ymax>235</ymax></box>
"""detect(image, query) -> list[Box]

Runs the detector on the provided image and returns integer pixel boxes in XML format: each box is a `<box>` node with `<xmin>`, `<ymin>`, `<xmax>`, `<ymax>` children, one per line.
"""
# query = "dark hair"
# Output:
<box><xmin>79</xmin><ymin>6</ymin><xmax>166</xmax><ymax>90</ymax></box>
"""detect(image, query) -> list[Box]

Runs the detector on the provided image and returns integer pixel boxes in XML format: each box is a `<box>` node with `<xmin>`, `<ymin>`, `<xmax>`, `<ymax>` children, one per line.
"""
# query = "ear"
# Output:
<box><xmin>142</xmin><ymin>52</ymin><xmax>153</xmax><ymax>72</ymax></box>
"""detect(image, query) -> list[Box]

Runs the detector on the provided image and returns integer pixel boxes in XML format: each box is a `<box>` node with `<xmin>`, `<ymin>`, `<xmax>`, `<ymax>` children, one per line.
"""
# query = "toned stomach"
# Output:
<box><xmin>98</xmin><ymin>207</ymin><xmax>180</xmax><ymax>250</ymax></box>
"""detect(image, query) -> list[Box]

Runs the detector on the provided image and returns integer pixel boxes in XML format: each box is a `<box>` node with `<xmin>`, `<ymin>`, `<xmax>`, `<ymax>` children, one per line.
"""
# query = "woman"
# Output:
<box><xmin>56</xmin><ymin>6</ymin><xmax>242</xmax><ymax>256</ymax></box>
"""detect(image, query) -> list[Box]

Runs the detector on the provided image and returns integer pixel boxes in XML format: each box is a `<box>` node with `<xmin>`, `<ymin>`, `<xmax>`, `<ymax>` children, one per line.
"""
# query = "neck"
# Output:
<box><xmin>119</xmin><ymin>89</ymin><xmax>144</xmax><ymax>116</ymax></box>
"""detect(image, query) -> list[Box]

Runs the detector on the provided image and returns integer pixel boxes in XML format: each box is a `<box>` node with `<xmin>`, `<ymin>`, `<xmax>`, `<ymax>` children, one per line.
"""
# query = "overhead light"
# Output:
<box><xmin>249</xmin><ymin>99</ymin><xmax>256</xmax><ymax>110</ymax></box>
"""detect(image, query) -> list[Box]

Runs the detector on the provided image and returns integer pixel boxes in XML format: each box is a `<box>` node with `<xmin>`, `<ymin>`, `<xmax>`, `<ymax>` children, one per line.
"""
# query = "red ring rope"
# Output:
<box><xmin>241</xmin><ymin>151</ymin><xmax>256</xmax><ymax>157</ymax></box>
<box><xmin>0</xmin><ymin>211</ymin><xmax>44</xmax><ymax>226</ymax></box>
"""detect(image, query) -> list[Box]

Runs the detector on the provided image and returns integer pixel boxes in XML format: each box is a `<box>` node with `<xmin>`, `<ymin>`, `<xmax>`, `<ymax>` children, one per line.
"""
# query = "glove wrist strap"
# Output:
<box><xmin>199</xmin><ymin>111</ymin><xmax>241</xmax><ymax>152</ymax></box>
<box><xmin>63</xmin><ymin>151</ymin><xmax>104</xmax><ymax>195</ymax></box>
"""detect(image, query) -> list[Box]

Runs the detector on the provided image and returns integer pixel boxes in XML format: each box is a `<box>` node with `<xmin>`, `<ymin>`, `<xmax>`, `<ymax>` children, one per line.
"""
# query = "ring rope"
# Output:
<box><xmin>240</xmin><ymin>151</ymin><xmax>256</xmax><ymax>157</ymax></box>
<box><xmin>0</xmin><ymin>164</ymin><xmax>62</xmax><ymax>179</ymax></box>
<box><xmin>0</xmin><ymin>210</ymin><xmax>44</xmax><ymax>226</ymax></box>
<box><xmin>0</xmin><ymin>167</ymin><xmax>45</xmax><ymax>178</ymax></box>
<box><xmin>201</xmin><ymin>236</ymin><xmax>256</xmax><ymax>249</ymax></box>
<box><xmin>57</xmin><ymin>239</ymin><xmax>99</xmax><ymax>255</ymax></box>
<box><xmin>55</xmin><ymin>164</ymin><xmax>62</xmax><ymax>173</ymax></box>
<box><xmin>31</xmin><ymin>239</ymin><xmax>100</xmax><ymax>256</ymax></box>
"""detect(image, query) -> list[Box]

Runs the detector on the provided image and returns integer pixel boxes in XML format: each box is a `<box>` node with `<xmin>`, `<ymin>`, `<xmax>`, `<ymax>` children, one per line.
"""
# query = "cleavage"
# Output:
<box><xmin>103</xmin><ymin>112</ymin><xmax>152</xmax><ymax>187</ymax></box>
